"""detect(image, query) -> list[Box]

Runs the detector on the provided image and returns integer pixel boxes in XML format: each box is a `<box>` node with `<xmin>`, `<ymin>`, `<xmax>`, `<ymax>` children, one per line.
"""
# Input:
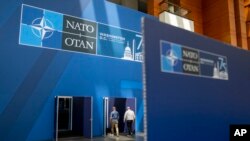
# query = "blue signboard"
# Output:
<box><xmin>143</xmin><ymin>17</ymin><xmax>250</xmax><ymax>141</ymax></box>
<box><xmin>160</xmin><ymin>40</ymin><xmax>228</xmax><ymax>80</ymax></box>
<box><xmin>1</xmin><ymin>0</ymin><xmax>149</xmax><ymax>140</ymax></box>
<box><xmin>19</xmin><ymin>4</ymin><xmax>142</xmax><ymax>62</ymax></box>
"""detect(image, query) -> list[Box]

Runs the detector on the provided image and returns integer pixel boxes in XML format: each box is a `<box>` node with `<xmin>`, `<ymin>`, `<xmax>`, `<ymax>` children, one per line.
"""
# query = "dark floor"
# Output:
<box><xmin>58</xmin><ymin>132</ymin><xmax>145</xmax><ymax>141</ymax></box>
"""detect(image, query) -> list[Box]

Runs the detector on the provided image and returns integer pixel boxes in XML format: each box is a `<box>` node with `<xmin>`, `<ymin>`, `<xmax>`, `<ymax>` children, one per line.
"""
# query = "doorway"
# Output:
<box><xmin>104</xmin><ymin>97</ymin><xmax>136</xmax><ymax>136</ymax></box>
<box><xmin>55</xmin><ymin>96</ymin><xmax>92</xmax><ymax>140</ymax></box>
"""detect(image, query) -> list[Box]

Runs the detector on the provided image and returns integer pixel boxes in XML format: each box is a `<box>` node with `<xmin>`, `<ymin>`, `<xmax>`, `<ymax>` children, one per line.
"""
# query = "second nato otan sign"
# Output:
<box><xmin>160</xmin><ymin>40</ymin><xmax>229</xmax><ymax>80</ymax></box>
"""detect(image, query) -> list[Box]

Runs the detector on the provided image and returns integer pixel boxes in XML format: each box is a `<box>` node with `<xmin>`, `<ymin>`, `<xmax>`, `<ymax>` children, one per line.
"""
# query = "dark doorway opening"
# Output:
<box><xmin>55</xmin><ymin>96</ymin><xmax>92</xmax><ymax>140</ymax></box>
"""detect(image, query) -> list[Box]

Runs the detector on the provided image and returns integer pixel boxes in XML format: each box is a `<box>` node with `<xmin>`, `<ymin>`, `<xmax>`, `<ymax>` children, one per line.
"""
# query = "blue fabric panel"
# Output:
<box><xmin>0</xmin><ymin>0</ymin><xmax>154</xmax><ymax>140</ymax></box>
<box><xmin>143</xmin><ymin>17</ymin><xmax>250</xmax><ymax>141</ymax></box>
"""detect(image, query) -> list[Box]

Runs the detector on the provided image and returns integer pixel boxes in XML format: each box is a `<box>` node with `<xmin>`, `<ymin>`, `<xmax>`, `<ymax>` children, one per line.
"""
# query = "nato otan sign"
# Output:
<box><xmin>19</xmin><ymin>4</ymin><xmax>143</xmax><ymax>62</ymax></box>
<box><xmin>160</xmin><ymin>40</ymin><xmax>229</xmax><ymax>80</ymax></box>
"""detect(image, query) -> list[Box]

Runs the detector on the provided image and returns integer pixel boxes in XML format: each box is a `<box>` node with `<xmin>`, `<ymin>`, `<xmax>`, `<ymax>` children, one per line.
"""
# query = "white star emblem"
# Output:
<box><xmin>166</xmin><ymin>49</ymin><xmax>178</xmax><ymax>66</ymax></box>
<box><xmin>31</xmin><ymin>17</ymin><xmax>54</xmax><ymax>40</ymax></box>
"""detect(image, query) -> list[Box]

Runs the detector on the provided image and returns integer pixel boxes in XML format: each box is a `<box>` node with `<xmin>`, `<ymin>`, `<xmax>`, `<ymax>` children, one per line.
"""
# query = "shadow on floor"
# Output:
<box><xmin>58</xmin><ymin>132</ymin><xmax>145</xmax><ymax>141</ymax></box>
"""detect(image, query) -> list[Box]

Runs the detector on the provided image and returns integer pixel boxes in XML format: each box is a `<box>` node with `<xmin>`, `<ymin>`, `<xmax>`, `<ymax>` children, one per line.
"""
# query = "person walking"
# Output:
<box><xmin>110</xmin><ymin>106</ymin><xmax>119</xmax><ymax>137</ymax></box>
<box><xmin>124</xmin><ymin>106</ymin><xmax>135</xmax><ymax>136</ymax></box>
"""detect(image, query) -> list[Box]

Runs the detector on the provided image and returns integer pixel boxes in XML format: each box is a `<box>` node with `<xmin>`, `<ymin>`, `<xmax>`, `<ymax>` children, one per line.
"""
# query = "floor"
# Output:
<box><xmin>58</xmin><ymin>132</ymin><xmax>145</xmax><ymax>141</ymax></box>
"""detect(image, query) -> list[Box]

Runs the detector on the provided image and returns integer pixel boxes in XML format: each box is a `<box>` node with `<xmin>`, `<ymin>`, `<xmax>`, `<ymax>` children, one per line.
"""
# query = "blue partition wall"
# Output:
<box><xmin>143</xmin><ymin>18</ymin><xmax>250</xmax><ymax>141</ymax></box>
<box><xmin>0</xmin><ymin>0</ymin><xmax>151</xmax><ymax>140</ymax></box>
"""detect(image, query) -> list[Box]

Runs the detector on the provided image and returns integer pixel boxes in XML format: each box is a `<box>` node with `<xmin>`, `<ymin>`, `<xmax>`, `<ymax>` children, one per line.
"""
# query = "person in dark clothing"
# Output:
<box><xmin>124</xmin><ymin>107</ymin><xmax>135</xmax><ymax>136</ymax></box>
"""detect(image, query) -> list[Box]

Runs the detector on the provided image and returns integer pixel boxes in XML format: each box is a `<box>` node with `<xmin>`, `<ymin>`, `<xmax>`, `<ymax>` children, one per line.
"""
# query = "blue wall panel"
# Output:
<box><xmin>0</xmin><ymin>0</ymin><xmax>152</xmax><ymax>140</ymax></box>
<box><xmin>143</xmin><ymin>18</ymin><xmax>250</xmax><ymax>141</ymax></box>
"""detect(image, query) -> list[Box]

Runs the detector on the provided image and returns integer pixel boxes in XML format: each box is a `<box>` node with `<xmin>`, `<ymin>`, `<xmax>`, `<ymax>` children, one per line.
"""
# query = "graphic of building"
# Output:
<box><xmin>123</xmin><ymin>42</ymin><xmax>133</xmax><ymax>60</ymax></box>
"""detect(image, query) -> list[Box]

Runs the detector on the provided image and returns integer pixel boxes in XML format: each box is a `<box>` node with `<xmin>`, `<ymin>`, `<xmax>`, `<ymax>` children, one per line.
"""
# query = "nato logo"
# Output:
<box><xmin>31</xmin><ymin>17</ymin><xmax>54</xmax><ymax>40</ymax></box>
<box><xmin>166</xmin><ymin>49</ymin><xmax>178</xmax><ymax>66</ymax></box>
<box><xmin>19</xmin><ymin>5</ymin><xmax>63</xmax><ymax>49</ymax></box>
<box><xmin>161</xmin><ymin>41</ymin><xmax>182</xmax><ymax>73</ymax></box>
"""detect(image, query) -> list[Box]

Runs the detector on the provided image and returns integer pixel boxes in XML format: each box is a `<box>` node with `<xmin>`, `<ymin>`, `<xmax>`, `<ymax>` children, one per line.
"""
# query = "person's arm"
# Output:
<box><xmin>124</xmin><ymin>111</ymin><xmax>127</xmax><ymax>122</ymax></box>
<box><xmin>110</xmin><ymin>112</ymin><xmax>112</xmax><ymax>121</ymax></box>
<box><xmin>133</xmin><ymin>111</ymin><xmax>136</xmax><ymax>122</ymax></box>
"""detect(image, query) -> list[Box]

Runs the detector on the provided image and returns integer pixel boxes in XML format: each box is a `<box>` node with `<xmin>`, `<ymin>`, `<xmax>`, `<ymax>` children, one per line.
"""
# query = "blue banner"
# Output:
<box><xmin>142</xmin><ymin>17</ymin><xmax>250</xmax><ymax>141</ymax></box>
<box><xmin>19</xmin><ymin>4</ymin><xmax>142</xmax><ymax>62</ymax></box>
<box><xmin>160</xmin><ymin>40</ymin><xmax>228</xmax><ymax>80</ymax></box>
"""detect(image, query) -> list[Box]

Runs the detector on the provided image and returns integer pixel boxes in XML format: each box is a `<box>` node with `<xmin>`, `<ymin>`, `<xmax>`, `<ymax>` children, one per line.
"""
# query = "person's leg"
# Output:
<box><xmin>111</xmin><ymin>121</ymin><xmax>114</xmax><ymax>135</ymax></box>
<box><xmin>115</xmin><ymin>123</ymin><xmax>119</xmax><ymax>136</ymax></box>
<box><xmin>127</xmin><ymin>120</ymin><xmax>132</xmax><ymax>135</ymax></box>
